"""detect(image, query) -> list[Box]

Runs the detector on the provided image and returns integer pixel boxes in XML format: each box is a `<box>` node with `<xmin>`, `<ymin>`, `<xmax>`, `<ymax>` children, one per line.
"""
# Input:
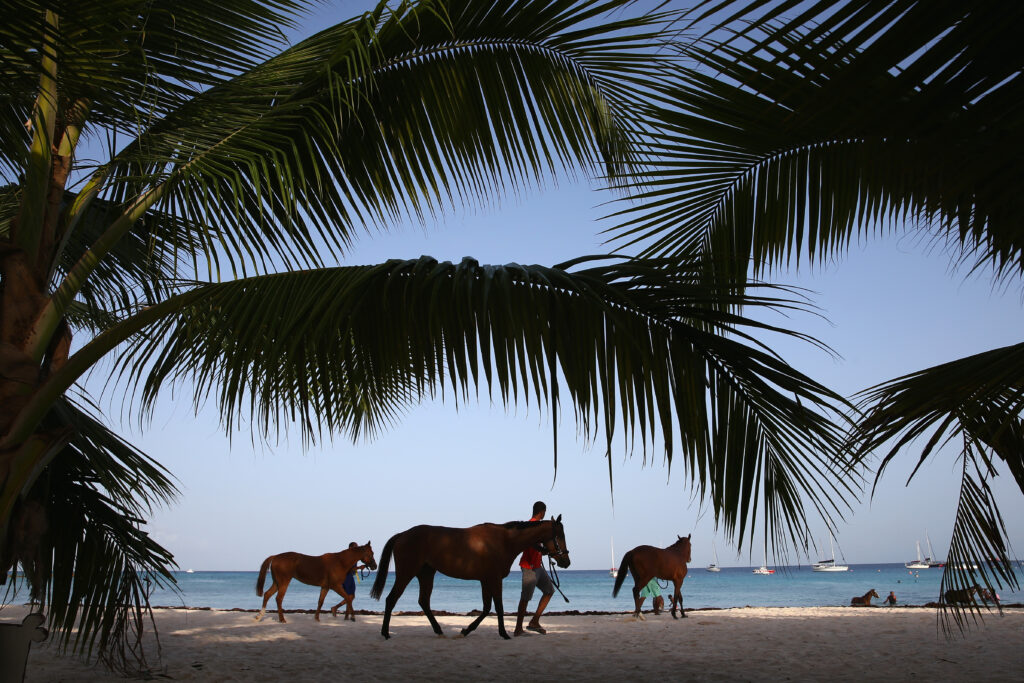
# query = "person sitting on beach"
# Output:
<box><xmin>884</xmin><ymin>591</ymin><xmax>897</xmax><ymax>606</ymax></box>
<box><xmin>514</xmin><ymin>501</ymin><xmax>555</xmax><ymax>636</ymax></box>
<box><xmin>638</xmin><ymin>577</ymin><xmax>664</xmax><ymax>614</ymax></box>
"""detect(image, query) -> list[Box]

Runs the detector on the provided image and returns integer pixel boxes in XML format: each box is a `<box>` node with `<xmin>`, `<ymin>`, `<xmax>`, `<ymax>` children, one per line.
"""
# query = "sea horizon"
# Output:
<box><xmin>115</xmin><ymin>563</ymin><xmax>1023</xmax><ymax>613</ymax></box>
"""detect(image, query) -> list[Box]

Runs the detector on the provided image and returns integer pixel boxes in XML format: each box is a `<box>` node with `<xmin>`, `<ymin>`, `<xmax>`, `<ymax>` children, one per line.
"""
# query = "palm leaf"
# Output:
<box><xmin>75</xmin><ymin>255</ymin><xmax>858</xmax><ymax>553</ymax></box>
<box><xmin>86</xmin><ymin>0</ymin><xmax>673</xmax><ymax>281</ymax></box>
<box><xmin>609</xmin><ymin>1</ymin><xmax>1024</xmax><ymax>282</ymax></box>
<box><xmin>2</xmin><ymin>395</ymin><xmax>178</xmax><ymax>673</ymax></box>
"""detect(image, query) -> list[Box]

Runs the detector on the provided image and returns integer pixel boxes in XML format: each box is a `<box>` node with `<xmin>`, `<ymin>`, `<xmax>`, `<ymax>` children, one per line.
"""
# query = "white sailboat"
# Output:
<box><xmin>609</xmin><ymin>537</ymin><xmax>617</xmax><ymax>578</ymax></box>
<box><xmin>925</xmin><ymin>532</ymin><xmax>945</xmax><ymax>567</ymax></box>
<box><xmin>706</xmin><ymin>541</ymin><xmax>722</xmax><ymax>572</ymax></box>
<box><xmin>812</xmin><ymin>532</ymin><xmax>849</xmax><ymax>572</ymax></box>
<box><xmin>753</xmin><ymin>547</ymin><xmax>774</xmax><ymax>574</ymax></box>
<box><xmin>905</xmin><ymin>540</ymin><xmax>929</xmax><ymax>569</ymax></box>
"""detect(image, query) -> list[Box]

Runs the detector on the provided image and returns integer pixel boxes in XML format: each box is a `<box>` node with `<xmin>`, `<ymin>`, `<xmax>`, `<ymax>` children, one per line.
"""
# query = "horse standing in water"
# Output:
<box><xmin>850</xmin><ymin>588</ymin><xmax>880</xmax><ymax>606</ymax></box>
<box><xmin>255</xmin><ymin>542</ymin><xmax>377</xmax><ymax>623</ymax></box>
<box><xmin>370</xmin><ymin>516</ymin><xmax>570</xmax><ymax>639</ymax></box>
<box><xmin>613</xmin><ymin>535</ymin><xmax>691</xmax><ymax>620</ymax></box>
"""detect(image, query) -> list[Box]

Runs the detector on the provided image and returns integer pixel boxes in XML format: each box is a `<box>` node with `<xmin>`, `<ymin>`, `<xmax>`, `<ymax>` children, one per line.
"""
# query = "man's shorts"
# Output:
<box><xmin>520</xmin><ymin>565</ymin><xmax>555</xmax><ymax>601</ymax></box>
<box><xmin>342</xmin><ymin>573</ymin><xmax>356</xmax><ymax>595</ymax></box>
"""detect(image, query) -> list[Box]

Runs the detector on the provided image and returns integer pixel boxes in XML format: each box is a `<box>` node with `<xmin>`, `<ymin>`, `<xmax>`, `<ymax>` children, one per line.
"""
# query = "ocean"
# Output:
<box><xmin>148</xmin><ymin>564</ymin><xmax>1023</xmax><ymax>613</ymax></box>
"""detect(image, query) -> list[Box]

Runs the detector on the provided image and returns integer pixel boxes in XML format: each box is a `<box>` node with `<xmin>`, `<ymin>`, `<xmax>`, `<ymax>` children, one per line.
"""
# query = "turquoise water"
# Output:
<box><xmin>148</xmin><ymin>564</ymin><xmax>1022</xmax><ymax>613</ymax></box>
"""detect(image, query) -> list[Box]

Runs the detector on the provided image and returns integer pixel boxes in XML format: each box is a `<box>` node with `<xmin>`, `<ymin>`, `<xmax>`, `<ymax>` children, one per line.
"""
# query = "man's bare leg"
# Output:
<box><xmin>527</xmin><ymin>594</ymin><xmax>552</xmax><ymax>632</ymax></box>
<box><xmin>514</xmin><ymin>598</ymin><xmax>529</xmax><ymax>636</ymax></box>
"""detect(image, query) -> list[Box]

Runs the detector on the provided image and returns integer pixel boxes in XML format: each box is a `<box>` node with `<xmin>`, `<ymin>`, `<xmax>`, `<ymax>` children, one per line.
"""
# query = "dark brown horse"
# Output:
<box><xmin>370</xmin><ymin>517</ymin><xmax>570</xmax><ymax>639</ymax></box>
<box><xmin>613</xmin><ymin>535</ymin><xmax>691</xmax><ymax>619</ymax></box>
<box><xmin>255</xmin><ymin>542</ymin><xmax>377</xmax><ymax>623</ymax></box>
<box><xmin>850</xmin><ymin>588</ymin><xmax>880</xmax><ymax>606</ymax></box>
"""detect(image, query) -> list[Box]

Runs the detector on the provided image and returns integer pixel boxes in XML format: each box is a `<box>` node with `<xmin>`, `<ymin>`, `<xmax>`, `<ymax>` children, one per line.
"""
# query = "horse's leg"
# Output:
<box><xmin>315</xmin><ymin>586</ymin><xmax>328</xmax><ymax>622</ymax></box>
<box><xmin>631</xmin><ymin>582</ymin><xmax>645</xmax><ymax>620</ymax></box>
<box><xmin>461</xmin><ymin>579</ymin><xmax>496</xmax><ymax>638</ymax></box>
<box><xmin>672</xmin><ymin>579</ymin><xmax>684</xmax><ymax>619</ymax></box>
<box><xmin>257</xmin><ymin>580</ymin><xmax>278</xmax><ymax>622</ymax></box>
<box><xmin>275</xmin><ymin>576</ymin><xmax>292</xmax><ymax>623</ymax></box>
<box><xmin>416</xmin><ymin>566</ymin><xmax>445</xmax><ymax>637</ymax></box>
<box><xmin>492</xmin><ymin>578</ymin><xmax>509</xmax><ymax>640</ymax></box>
<box><xmin>381</xmin><ymin>569</ymin><xmax>416</xmax><ymax>639</ymax></box>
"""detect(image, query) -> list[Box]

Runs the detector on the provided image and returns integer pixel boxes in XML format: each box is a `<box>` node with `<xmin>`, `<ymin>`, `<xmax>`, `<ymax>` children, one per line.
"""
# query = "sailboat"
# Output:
<box><xmin>706</xmin><ymin>541</ymin><xmax>721</xmax><ymax>572</ymax></box>
<box><xmin>812</xmin><ymin>532</ymin><xmax>849</xmax><ymax>572</ymax></box>
<box><xmin>609</xmin><ymin>537</ymin><xmax>617</xmax><ymax>578</ymax></box>
<box><xmin>753</xmin><ymin>547</ymin><xmax>774</xmax><ymax>574</ymax></box>
<box><xmin>905</xmin><ymin>540</ymin><xmax>929</xmax><ymax>569</ymax></box>
<box><xmin>925</xmin><ymin>532</ymin><xmax>945</xmax><ymax>568</ymax></box>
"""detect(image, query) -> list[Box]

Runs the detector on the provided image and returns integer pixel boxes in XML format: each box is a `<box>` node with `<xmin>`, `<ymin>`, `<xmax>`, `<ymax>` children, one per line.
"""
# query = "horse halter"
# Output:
<box><xmin>543</xmin><ymin>519</ymin><xmax>569</xmax><ymax>561</ymax></box>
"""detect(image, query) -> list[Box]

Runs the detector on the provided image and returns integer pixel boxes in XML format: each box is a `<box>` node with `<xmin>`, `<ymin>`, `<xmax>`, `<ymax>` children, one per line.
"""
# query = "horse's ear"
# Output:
<box><xmin>677</xmin><ymin>535</ymin><xmax>681</xmax><ymax>541</ymax></box>
<box><xmin>556</xmin><ymin>514</ymin><xmax>562</xmax><ymax>523</ymax></box>
<box><xmin>367</xmin><ymin>541</ymin><xmax>372</xmax><ymax>547</ymax></box>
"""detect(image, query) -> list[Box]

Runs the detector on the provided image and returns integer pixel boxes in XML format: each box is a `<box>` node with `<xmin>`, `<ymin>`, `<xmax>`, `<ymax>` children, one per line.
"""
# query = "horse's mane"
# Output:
<box><xmin>500</xmin><ymin>520</ymin><xmax>544</xmax><ymax>530</ymax></box>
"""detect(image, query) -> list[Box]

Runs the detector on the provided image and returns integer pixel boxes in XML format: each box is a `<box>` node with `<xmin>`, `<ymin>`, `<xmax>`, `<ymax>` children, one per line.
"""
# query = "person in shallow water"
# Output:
<box><xmin>884</xmin><ymin>591</ymin><xmax>897</xmax><ymax>606</ymax></box>
<box><xmin>514</xmin><ymin>501</ymin><xmax>556</xmax><ymax>636</ymax></box>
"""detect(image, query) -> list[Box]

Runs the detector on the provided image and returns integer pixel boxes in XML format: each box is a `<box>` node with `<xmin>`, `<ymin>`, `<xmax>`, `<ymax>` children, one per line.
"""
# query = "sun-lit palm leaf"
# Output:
<box><xmin>74</xmin><ymin>256</ymin><xmax>857</xmax><ymax>552</ymax></box>
<box><xmin>90</xmin><ymin>0</ymin><xmax>673</xmax><ymax>280</ymax></box>
<box><xmin>0</xmin><ymin>0</ymin><xmax>309</xmax><ymax>175</ymax></box>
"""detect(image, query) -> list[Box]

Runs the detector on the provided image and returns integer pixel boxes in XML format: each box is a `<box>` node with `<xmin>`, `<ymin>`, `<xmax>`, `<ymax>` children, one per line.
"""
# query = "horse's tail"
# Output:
<box><xmin>256</xmin><ymin>556</ymin><xmax>273</xmax><ymax>596</ymax></box>
<box><xmin>612</xmin><ymin>551</ymin><xmax>632</xmax><ymax>597</ymax></box>
<box><xmin>369</xmin><ymin>534</ymin><xmax>397</xmax><ymax>600</ymax></box>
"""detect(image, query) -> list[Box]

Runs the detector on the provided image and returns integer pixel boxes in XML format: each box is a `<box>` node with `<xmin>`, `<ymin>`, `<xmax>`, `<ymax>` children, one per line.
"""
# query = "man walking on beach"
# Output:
<box><xmin>514</xmin><ymin>501</ymin><xmax>555</xmax><ymax>636</ymax></box>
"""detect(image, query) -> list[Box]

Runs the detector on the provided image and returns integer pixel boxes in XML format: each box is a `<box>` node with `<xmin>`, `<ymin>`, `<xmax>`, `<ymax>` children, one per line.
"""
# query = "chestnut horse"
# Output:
<box><xmin>850</xmin><ymin>588</ymin><xmax>880</xmax><ymax>606</ymax></box>
<box><xmin>613</xmin><ymin>534</ymin><xmax>691</xmax><ymax>619</ymax></box>
<box><xmin>370</xmin><ymin>517</ymin><xmax>570</xmax><ymax>639</ymax></box>
<box><xmin>255</xmin><ymin>542</ymin><xmax>377</xmax><ymax>623</ymax></box>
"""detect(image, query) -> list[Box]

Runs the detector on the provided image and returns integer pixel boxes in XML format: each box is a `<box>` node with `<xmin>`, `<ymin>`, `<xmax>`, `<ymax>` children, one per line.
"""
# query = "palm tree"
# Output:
<box><xmin>0</xmin><ymin>0</ymin><xmax>853</xmax><ymax>668</ymax></box>
<box><xmin>610</xmin><ymin>0</ymin><xmax>1023</xmax><ymax>628</ymax></box>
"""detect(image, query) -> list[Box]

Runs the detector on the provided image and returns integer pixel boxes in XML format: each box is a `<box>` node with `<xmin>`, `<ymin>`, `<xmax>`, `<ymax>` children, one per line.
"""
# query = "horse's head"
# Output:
<box><xmin>869</xmin><ymin>588</ymin><xmax>880</xmax><ymax>599</ymax></box>
<box><xmin>361</xmin><ymin>541</ymin><xmax>378</xmax><ymax>571</ymax></box>
<box><xmin>674</xmin><ymin>534</ymin><xmax>692</xmax><ymax>563</ymax></box>
<box><xmin>542</xmin><ymin>514</ymin><xmax>571</xmax><ymax>569</ymax></box>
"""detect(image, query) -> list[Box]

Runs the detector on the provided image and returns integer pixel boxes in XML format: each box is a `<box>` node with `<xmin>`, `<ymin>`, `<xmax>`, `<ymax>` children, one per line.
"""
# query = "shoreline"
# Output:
<box><xmin>10</xmin><ymin>605</ymin><xmax>1023</xmax><ymax>681</ymax></box>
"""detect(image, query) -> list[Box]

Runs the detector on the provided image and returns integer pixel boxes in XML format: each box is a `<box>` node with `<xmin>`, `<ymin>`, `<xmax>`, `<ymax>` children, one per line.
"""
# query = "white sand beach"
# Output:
<box><xmin>8</xmin><ymin>605</ymin><xmax>1023</xmax><ymax>681</ymax></box>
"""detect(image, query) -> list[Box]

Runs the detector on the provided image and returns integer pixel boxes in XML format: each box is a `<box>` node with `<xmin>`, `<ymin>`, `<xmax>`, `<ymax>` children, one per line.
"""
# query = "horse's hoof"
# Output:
<box><xmin>437</xmin><ymin>633</ymin><xmax>447</xmax><ymax>639</ymax></box>
<box><xmin>382</xmin><ymin>632</ymin><xmax>391</xmax><ymax>640</ymax></box>
<box><xmin>500</xmin><ymin>632</ymin><xmax>511</xmax><ymax>640</ymax></box>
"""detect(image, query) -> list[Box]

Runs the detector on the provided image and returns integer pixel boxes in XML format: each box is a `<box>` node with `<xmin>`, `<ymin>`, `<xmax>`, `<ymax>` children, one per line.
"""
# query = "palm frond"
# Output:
<box><xmin>609</xmin><ymin>0</ymin><xmax>1024</xmax><ymax>281</ymax></box>
<box><xmin>83</xmin><ymin>255</ymin><xmax>857</xmax><ymax>553</ymax></box>
<box><xmin>92</xmin><ymin>0</ymin><xmax>674</xmax><ymax>279</ymax></box>
<box><xmin>939</xmin><ymin>446</ymin><xmax>1016</xmax><ymax>635</ymax></box>
<box><xmin>2</xmin><ymin>396</ymin><xmax>178</xmax><ymax>673</ymax></box>
<box><xmin>846</xmin><ymin>343</ymin><xmax>1024</xmax><ymax>628</ymax></box>
<box><xmin>0</xmin><ymin>0</ymin><xmax>310</xmax><ymax>176</ymax></box>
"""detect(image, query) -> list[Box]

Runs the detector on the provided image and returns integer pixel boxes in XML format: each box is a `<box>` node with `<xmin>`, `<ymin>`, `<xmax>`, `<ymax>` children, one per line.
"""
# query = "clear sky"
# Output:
<box><xmin>81</xmin><ymin>1</ymin><xmax>1024</xmax><ymax>572</ymax></box>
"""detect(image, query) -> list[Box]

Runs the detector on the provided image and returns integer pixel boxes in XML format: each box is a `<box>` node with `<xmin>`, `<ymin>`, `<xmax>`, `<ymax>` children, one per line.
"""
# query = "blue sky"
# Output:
<box><xmin>80</xmin><ymin>1</ymin><xmax>1024</xmax><ymax>572</ymax></box>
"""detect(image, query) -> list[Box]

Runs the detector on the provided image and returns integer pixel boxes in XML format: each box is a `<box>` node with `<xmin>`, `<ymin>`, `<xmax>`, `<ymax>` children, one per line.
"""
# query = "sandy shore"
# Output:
<box><xmin>8</xmin><ymin>605</ymin><xmax>1023</xmax><ymax>681</ymax></box>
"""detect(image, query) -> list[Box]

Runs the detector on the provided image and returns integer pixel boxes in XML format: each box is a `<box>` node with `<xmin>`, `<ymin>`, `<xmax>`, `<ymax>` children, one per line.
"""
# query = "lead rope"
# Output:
<box><xmin>547</xmin><ymin>555</ymin><xmax>570</xmax><ymax>603</ymax></box>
